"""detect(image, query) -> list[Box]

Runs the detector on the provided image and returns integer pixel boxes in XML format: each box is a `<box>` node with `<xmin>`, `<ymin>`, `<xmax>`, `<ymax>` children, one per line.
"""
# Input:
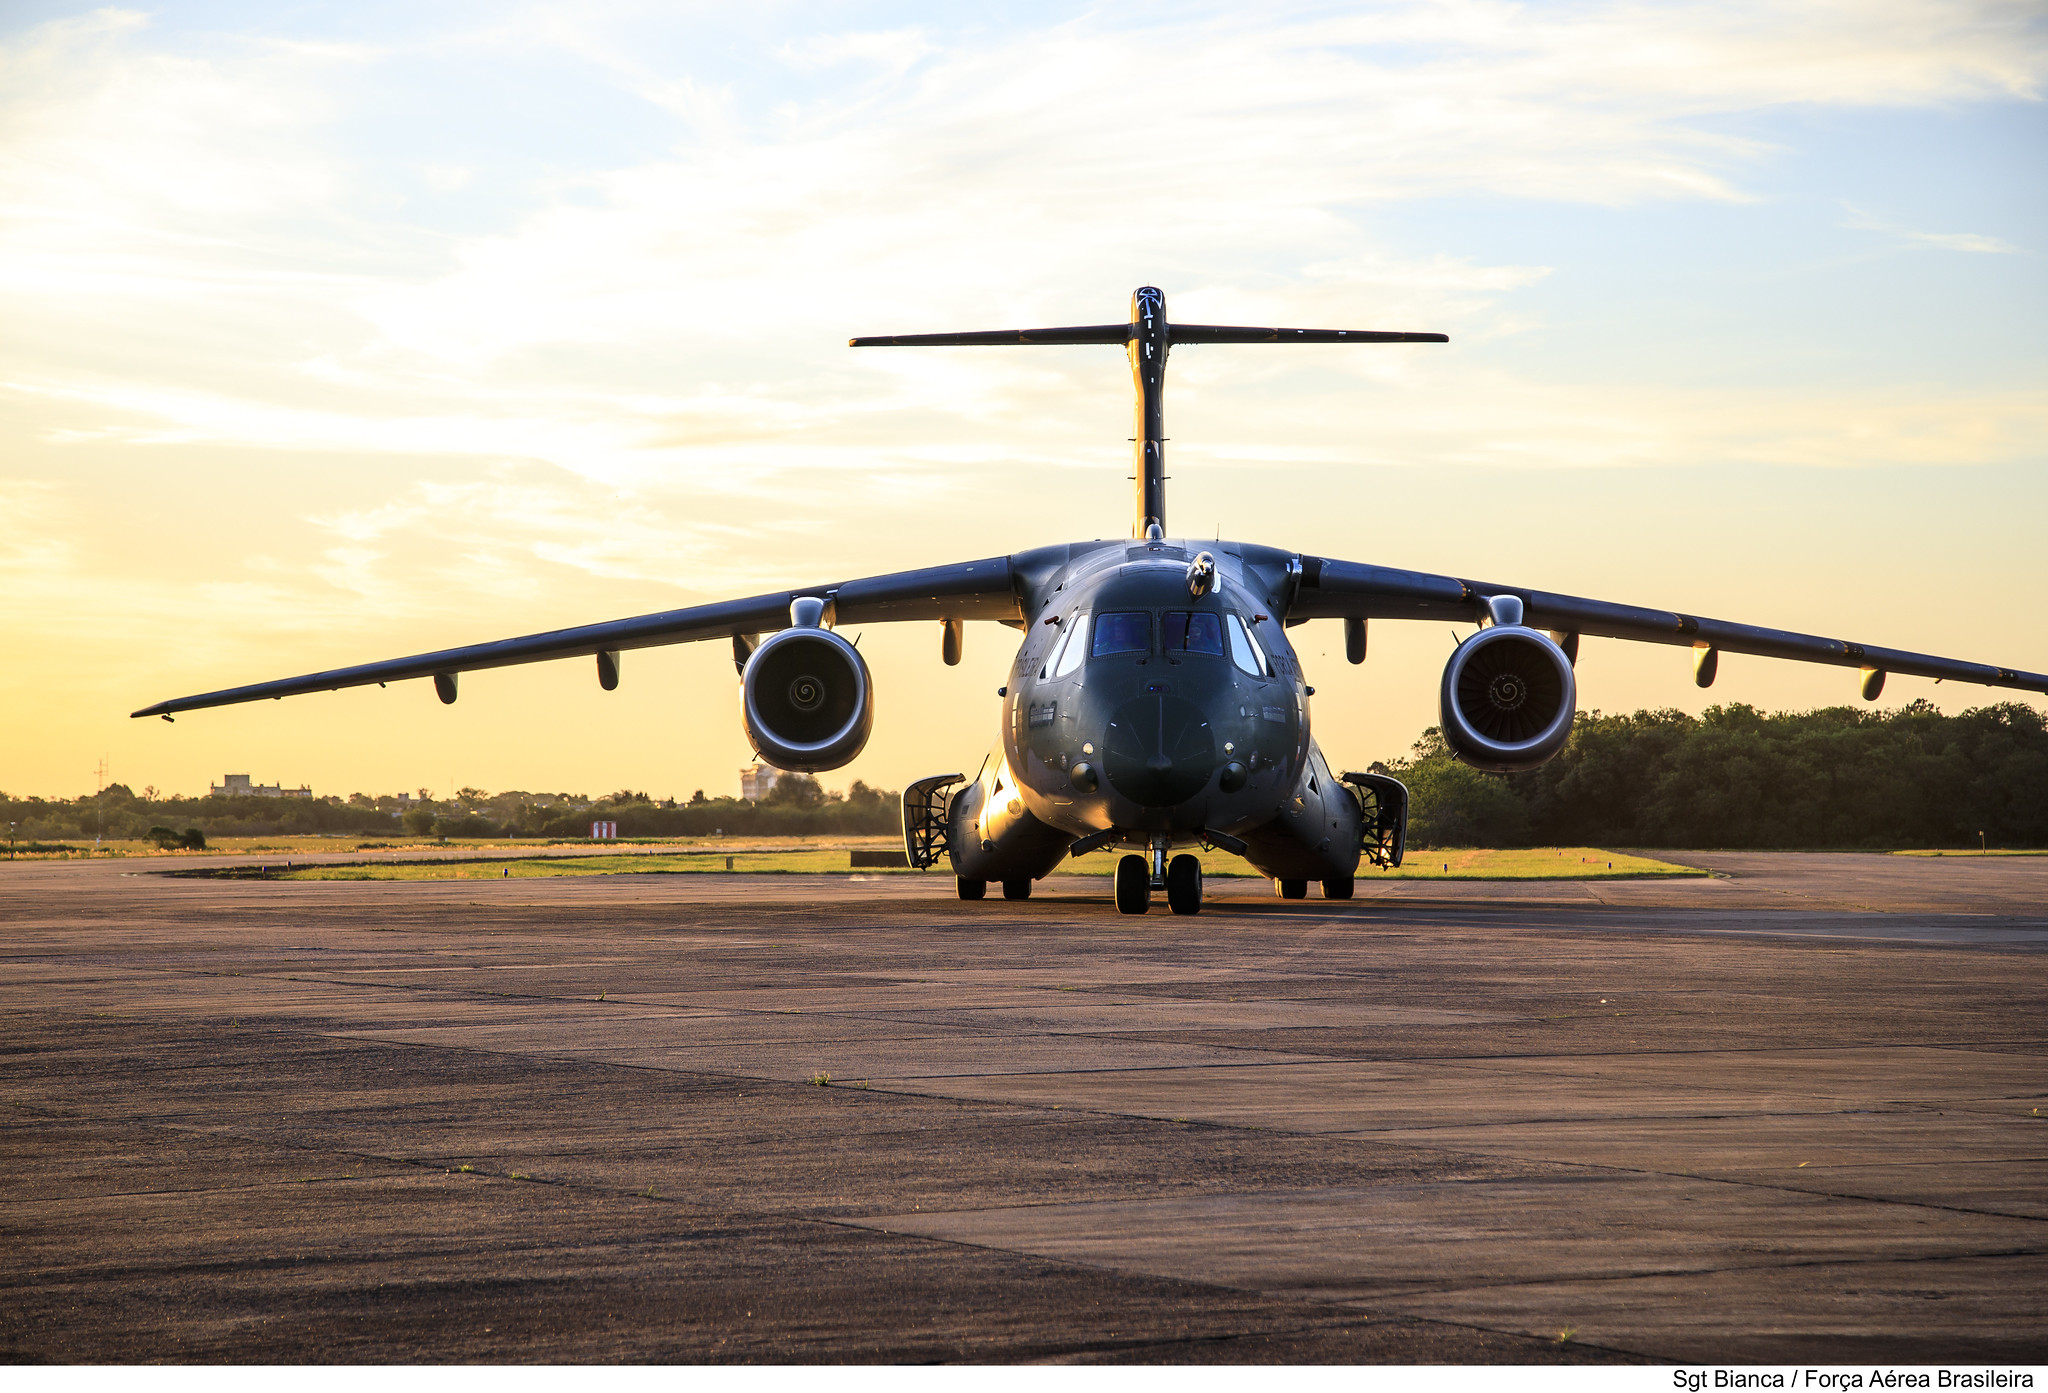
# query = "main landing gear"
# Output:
<box><xmin>1115</xmin><ymin>852</ymin><xmax>1203</xmax><ymax>916</ymax></box>
<box><xmin>959</xmin><ymin>876</ymin><xmax>1034</xmax><ymax>900</ymax></box>
<box><xmin>1273</xmin><ymin>877</ymin><xmax>1355</xmax><ymax>900</ymax></box>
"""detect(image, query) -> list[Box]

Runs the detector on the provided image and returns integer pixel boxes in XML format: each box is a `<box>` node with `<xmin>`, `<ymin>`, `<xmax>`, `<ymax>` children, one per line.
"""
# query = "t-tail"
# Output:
<box><xmin>851</xmin><ymin>288</ymin><xmax>1447</xmax><ymax>538</ymax></box>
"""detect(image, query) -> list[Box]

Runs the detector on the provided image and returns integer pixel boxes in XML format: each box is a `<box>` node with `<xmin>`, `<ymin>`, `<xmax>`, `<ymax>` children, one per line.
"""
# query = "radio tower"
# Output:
<box><xmin>94</xmin><ymin>756</ymin><xmax>108</xmax><ymax>852</ymax></box>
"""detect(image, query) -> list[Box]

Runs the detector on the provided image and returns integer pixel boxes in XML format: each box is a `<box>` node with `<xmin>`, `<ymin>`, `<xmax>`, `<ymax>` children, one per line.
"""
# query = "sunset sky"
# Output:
<box><xmin>3</xmin><ymin>1</ymin><xmax>2043</xmax><ymax>803</ymax></box>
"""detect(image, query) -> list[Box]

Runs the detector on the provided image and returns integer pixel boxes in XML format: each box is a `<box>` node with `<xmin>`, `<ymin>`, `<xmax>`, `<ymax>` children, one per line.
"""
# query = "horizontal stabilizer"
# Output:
<box><xmin>850</xmin><ymin>324</ymin><xmax>1448</xmax><ymax>347</ymax></box>
<box><xmin>1171</xmin><ymin>325</ymin><xmax>1447</xmax><ymax>344</ymax></box>
<box><xmin>850</xmin><ymin>325</ymin><xmax>1131</xmax><ymax>347</ymax></box>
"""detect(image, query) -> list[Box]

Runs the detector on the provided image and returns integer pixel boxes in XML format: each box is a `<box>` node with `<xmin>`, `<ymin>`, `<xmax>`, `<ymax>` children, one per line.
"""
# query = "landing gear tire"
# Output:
<box><xmin>1275</xmin><ymin>878</ymin><xmax>1307</xmax><ymax>900</ymax></box>
<box><xmin>957</xmin><ymin>877</ymin><xmax>986</xmax><ymax>900</ymax></box>
<box><xmin>1322</xmin><ymin>877</ymin><xmax>1354</xmax><ymax>900</ymax></box>
<box><xmin>1002</xmin><ymin>879</ymin><xmax>1032</xmax><ymax>901</ymax></box>
<box><xmin>1166</xmin><ymin>854</ymin><xmax>1203</xmax><ymax>916</ymax></box>
<box><xmin>1114</xmin><ymin>854</ymin><xmax>1151</xmax><ymax>915</ymax></box>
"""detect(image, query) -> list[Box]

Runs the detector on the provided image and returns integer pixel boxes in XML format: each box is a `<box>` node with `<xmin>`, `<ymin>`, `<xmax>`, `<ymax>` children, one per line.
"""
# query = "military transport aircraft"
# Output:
<box><xmin>135</xmin><ymin>288</ymin><xmax>2048</xmax><ymax>915</ymax></box>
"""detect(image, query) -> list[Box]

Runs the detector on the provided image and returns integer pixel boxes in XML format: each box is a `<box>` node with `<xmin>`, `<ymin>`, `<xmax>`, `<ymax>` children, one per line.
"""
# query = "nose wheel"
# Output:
<box><xmin>1166</xmin><ymin>854</ymin><xmax>1202</xmax><ymax>915</ymax></box>
<box><xmin>1114</xmin><ymin>854</ymin><xmax>1151</xmax><ymax>914</ymax></box>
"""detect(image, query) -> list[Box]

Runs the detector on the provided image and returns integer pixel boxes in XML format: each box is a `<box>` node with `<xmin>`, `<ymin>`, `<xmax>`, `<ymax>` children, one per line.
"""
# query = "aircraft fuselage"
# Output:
<box><xmin>945</xmin><ymin>537</ymin><xmax>1366</xmax><ymax>889</ymax></box>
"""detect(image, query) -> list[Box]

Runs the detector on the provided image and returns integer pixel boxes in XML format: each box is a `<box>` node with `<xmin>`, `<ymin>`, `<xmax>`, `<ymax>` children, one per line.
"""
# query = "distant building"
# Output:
<box><xmin>740</xmin><ymin>764</ymin><xmax>781</xmax><ymax>801</ymax></box>
<box><xmin>210</xmin><ymin>774</ymin><xmax>312</xmax><ymax>799</ymax></box>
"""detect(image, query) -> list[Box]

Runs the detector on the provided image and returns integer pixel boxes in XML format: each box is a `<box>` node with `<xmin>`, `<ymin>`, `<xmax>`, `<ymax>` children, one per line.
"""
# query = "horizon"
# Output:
<box><xmin>15</xmin><ymin>692</ymin><xmax>2043</xmax><ymax>807</ymax></box>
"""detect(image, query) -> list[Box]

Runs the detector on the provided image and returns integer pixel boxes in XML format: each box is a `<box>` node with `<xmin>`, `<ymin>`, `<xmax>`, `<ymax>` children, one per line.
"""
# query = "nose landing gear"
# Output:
<box><xmin>1116</xmin><ymin>848</ymin><xmax>1204</xmax><ymax>915</ymax></box>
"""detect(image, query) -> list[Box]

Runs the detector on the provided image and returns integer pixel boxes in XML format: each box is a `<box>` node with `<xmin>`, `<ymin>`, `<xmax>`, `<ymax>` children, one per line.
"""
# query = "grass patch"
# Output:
<box><xmin>1378</xmin><ymin>847</ymin><xmax>1705</xmax><ymax>880</ymax></box>
<box><xmin>211</xmin><ymin>842</ymin><xmax>1704</xmax><ymax>882</ymax></box>
<box><xmin>4</xmin><ymin>833</ymin><xmax>905</xmax><ymax>862</ymax></box>
<box><xmin>270</xmin><ymin>847</ymin><xmax>918</xmax><ymax>880</ymax></box>
<box><xmin>1069</xmin><ymin>845</ymin><xmax>1705</xmax><ymax>880</ymax></box>
<box><xmin>1893</xmin><ymin>848</ymin><xmax>2048</xmax><ymax>857</ymax></box>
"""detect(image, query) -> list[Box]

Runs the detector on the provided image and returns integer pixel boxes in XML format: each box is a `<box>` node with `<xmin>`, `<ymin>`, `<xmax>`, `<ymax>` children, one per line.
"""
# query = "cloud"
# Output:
<box><xmin>1841</xmin><ymin>203</ymin><xmax>2019</xmax><ymax>253</ymax></box>
<box><xmin>0</xmin><ymin>0</ymin><xmax>2042</xmax><ymax>600</ymax></box>
<box><xmin>305</xmin><ymin>467</ymin><xmax>747</xmax><ymax>596</ymax></box>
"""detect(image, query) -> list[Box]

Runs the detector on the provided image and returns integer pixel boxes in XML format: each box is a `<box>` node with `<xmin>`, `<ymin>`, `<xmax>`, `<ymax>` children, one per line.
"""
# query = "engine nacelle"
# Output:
<box><xmin>741</xmin><ymin>621</ymin><xmax>874</xmax><ymax>772</ymax></box>
<box><xmin>1439</xmin><ymin>623</ymin><xmax>1576</xmax><ymax>773</ymax></box>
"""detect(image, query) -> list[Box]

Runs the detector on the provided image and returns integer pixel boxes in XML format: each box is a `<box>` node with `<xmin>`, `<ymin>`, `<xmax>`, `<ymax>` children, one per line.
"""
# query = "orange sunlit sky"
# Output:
<box><xmin>3</xmin><ymin>1</ymin><xmax>2044</xmax><ymax>803</ymax></box>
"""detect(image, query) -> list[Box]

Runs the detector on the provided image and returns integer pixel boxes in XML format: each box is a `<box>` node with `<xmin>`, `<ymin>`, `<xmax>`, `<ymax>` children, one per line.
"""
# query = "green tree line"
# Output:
<box><xmin>1378</xmin><ymin>700</ymin><xmax>2047</xmax><ymax>849</ymax></box>
<box><xmin>9</xmin><ymin>701</ymin><xmax>2041</xmax><ymax>850</ymax></box>
<box><xmin>0</xmin><ymin>774</ymin><xmax>902</xmax><ymax>843</ymax></box>
<box><xmin>418</xmin><ymin>776</ymin><xmax>900</xmax><ymax>839</ymax></box>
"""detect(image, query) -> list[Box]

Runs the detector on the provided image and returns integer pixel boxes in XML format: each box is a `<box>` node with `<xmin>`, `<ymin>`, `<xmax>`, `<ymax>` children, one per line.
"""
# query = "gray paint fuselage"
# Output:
<box><xmin>946</xmin><ymin>537</ymin><xmax>1365</xmax><ymax>885</ymax></box>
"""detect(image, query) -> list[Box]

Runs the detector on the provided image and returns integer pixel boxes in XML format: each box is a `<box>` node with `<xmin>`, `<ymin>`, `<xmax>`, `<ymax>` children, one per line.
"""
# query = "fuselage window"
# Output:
<box><xmin>1050</xmin><ymin>616</ymin><xmax>1087</xmax><ymax>677</ymax></box>
<box><xmin>1162</xmin><ymin>611</ymin><xmax>1225</xmax><ymax>656</ymax></box>
<box><xmin>1226</xmin><ymin>613</ymin><xmax>1269</xmax><ymax>678</ymax></box>
<box><xmin>1092</xmin><ymin>611</ymin><xmax>1151</xmax><ymax>657</ymax></box>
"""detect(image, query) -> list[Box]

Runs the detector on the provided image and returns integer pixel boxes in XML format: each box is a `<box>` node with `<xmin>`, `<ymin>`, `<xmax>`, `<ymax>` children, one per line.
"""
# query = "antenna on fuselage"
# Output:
<box><xmin>850</xmin><ymin>288</ymin><xmax>1447</xmax><ymax>539</ymax></box>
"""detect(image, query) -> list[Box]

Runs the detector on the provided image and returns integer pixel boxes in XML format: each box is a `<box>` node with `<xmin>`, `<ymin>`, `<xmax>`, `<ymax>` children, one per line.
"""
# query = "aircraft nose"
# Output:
<box><xmin>1104</xmin><ymin>693</ymin><xmax>1217</xmax><ymax>807</ymax></box>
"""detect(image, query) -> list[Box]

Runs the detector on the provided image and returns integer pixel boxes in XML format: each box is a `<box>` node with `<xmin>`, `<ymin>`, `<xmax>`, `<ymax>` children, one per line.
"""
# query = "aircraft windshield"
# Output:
<box><xmin>1092</xmin><ymin>612</ymin><xmax>1151</xmax><ymax>657</ymax></box>
<box><xmin>1161</xmin><ymin>612</ymin><xmax>1224</xmax><ymax>655</ymax></box>
<box><xmin>1226</xmin><ymin>614</ymin><xmax>1270</xmax><ymax>677</ymax></box>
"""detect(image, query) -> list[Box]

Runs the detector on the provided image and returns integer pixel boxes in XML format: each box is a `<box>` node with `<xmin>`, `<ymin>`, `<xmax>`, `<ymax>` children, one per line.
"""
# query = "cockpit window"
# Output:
<box><xmin>1092</xmin><ymin>611</ymin><xmax>1151</xmax><ymax>657</ymax></box>
<box><xmin>1049</xmin><ymin>615</ymin><xmax>1086</xmax><ymax>677</ymax></box>
<box><xmin>1226</xmin><ymin>613</ymin><xmax>1270</xmax><ymax>677</ymax></box>
<box><xmin>1162</xmin><ymin>611</ymin><xmax>1225</xmax><ymax>655</ymax></box>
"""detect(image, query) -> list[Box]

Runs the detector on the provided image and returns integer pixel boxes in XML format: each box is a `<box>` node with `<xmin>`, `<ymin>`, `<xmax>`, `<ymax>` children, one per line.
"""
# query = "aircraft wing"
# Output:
<box><xmin>1291</xmin><ymin>555</ymin><xmax>2048</xmax><ymax>695</ymax></box>
<box><xmin>131</xmin><ymin>556</ymin><xmax>1022</xmax><ymax>718</ymax></box>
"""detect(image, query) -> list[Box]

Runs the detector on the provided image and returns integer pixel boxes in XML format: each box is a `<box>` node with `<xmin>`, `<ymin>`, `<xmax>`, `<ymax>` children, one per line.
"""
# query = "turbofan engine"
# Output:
<box><xmin>1439</xmin><ymin>598</ymin><xmax>1576</xmax><ymax>773</ymax></box>
<box><xmin>741</xmin><ymin>598</ymin><xmax>874</xmax><ymax>772</ymax></box>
